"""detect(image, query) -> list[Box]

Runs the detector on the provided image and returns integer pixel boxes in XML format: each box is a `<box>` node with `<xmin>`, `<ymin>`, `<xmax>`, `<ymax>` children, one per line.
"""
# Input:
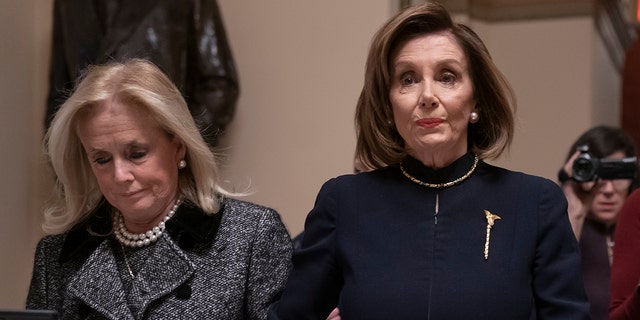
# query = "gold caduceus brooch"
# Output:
<box><xmin>483</xmin><ymin>210</ymin><xmax>501</xmax><ymax>261</ymax></box>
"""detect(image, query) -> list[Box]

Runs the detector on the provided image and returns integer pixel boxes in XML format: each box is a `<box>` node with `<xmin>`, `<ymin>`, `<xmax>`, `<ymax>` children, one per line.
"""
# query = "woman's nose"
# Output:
<box><xmin>418</xmin><ymin>82</ymin><xmax>438</xmax><ymax>108</ymax></box>
<box><xmin>113</xmin><ymin>160</ymin><xmax>134</xmax><ymax>182</ymax></box>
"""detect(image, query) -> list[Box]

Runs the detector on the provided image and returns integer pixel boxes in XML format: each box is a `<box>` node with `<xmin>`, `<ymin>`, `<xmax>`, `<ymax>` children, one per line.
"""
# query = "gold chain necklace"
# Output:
<box><xmin>119</xmin><ymin>242</ymin><xmax>135</xmax><ymax>279</ymax></box>
<box><xmin>400</xmin><ymin>154</ymin><xmax>479</xmax><ymax>188</ymax></box>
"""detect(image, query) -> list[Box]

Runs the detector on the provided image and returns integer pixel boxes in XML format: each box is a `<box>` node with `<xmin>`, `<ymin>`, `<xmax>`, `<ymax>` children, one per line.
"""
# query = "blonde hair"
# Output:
<box><xmin>355</xmin><ymin>2</ymin><xmax>516</xmax><ymax>169</ymax></box>
<box><xmin>44</xmin><ymin>59</ymin><xmax>232</xmax><ymax>234</ymax></box>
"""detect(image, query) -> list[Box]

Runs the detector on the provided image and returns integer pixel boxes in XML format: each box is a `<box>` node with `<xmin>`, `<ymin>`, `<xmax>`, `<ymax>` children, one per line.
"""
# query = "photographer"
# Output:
<box><xmin>558</xmin><ymin>125</ymin><xmax>639</xmax><ymax>320</ymax></box>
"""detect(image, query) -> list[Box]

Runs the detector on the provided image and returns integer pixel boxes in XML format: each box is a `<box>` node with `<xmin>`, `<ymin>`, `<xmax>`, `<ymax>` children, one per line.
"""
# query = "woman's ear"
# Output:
<box><xmin>174</xmin><ymin>137</ymin><xmax>187</xmax><ymax>162</ymax></box>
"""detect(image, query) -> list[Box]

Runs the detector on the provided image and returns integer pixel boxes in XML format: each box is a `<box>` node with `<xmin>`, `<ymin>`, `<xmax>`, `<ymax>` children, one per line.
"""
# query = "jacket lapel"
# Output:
<box><xmin>127</xmin><ymin>237</ymin><xmax>195</xmax><ymax>314</ymax></box>
<box><xmin>66</xmin><ymin>233</ymin><xmax>196</xmax><ymax>319</ymax></box>
<box><xmin>60</xmin><ymin>199</ymin><xmax>221</xmax><ymax>318</ymax></box>
<box><xmin>66</xmin><ymin>240</ymin><xmax>135</xmax><ymax>320</ymax></box>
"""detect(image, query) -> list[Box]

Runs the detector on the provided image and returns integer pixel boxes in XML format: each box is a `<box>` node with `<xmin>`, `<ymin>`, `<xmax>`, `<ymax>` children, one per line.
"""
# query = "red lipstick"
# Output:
<box><xmin>416</xmin><ymin>118</ymin><xmax>442</xmax><ymax>128</ymax></box>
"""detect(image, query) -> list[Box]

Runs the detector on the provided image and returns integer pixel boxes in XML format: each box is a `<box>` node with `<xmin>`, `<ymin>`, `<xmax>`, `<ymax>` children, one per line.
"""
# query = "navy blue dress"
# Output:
<box><xmin>269</xmin><ymin>152</ymin><xmax>590</xmax><ymax>320</ymax></box>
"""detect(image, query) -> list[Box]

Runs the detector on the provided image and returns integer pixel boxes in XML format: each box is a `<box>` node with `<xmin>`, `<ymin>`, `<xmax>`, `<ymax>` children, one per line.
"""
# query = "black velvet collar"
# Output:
<box><xmin>400</xmin><ymin>152</ymin><xmax>478</xmax><ymax>185</ymax></box>
<box><xmin>59</xmin><ymin>198</ymin><xmax>224</xmax><ymax>263</ymax></box>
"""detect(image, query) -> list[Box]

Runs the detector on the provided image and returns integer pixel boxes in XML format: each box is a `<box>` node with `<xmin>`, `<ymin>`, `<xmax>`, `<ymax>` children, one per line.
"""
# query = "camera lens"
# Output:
<box><xmin>573</xmin><ymin>155</ymin><xmax>598</xmax><ymax>182</ymax></box>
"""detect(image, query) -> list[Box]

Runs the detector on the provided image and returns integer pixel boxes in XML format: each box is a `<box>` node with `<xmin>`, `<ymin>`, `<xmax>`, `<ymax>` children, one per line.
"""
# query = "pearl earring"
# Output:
<box><xmin>178</xmin><ymin>160</ymin><xmax>187</xmax><ymax>169</ymax></box>
<box><xmin>470</xmin><ymin>111</ymin><xmax>479</xmax><ymax>124</ymax></box>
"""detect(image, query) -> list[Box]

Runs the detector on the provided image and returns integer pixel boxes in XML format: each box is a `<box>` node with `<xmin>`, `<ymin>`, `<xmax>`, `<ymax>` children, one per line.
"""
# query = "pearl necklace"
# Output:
<box><xmin>113</xmin><ymin>199</ymin><xmax>183</xmax><ymax>247</ymax></box>
<box><xmin>400</xmin><ymin>154</ymin><xmax>479</xmax><ymax>188</ymax></box>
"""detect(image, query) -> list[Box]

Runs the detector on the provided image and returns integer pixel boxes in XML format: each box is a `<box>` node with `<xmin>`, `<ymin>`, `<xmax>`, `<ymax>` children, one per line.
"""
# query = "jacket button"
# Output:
<box><xmin>175</xmin><ymin>283</ymin><xmax>192</xmax><ymax>300</ymax></box>
<box><xmin>78</xmin><ymin>302</ymin><xmax>91</xmax><ymax>317</ymax></box>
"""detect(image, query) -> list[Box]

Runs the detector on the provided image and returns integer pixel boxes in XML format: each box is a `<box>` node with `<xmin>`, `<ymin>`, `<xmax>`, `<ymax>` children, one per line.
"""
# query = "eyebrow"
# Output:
<box><xmin>438</xmin><ymin>58</ymin><xmax>465</xmax><ymax>66</ymax></box>
<box><xmin>392</xmin><ymin>60</ymin><xmax>416</xmax><ymax>69</ymax></box>
<box><xmin>393</xmin><ymin>57</ymin><xmax>466</xmax><ymax>69</ymax></box>
<box><xmin>85</xmin><ymin>140</ymin><xmax>147</xmax><ymax>153</ymax></box>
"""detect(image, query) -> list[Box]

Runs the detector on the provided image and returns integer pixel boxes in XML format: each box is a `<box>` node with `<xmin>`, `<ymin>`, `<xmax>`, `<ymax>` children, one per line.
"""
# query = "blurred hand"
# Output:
<box><xmin>327</xmin><ymin>308</ymin><xmax>340</xmax><ymax>320</ymax></box>
<box><xmin>561</xmin><ymin>150</ymin><xmax>594</xmax><ymax>239</ymax></box>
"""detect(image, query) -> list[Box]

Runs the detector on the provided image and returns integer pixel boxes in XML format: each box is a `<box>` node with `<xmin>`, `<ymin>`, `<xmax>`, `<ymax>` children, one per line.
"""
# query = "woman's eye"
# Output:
<box><xmin>400</xmin><ymin>73</ymin><xmax>416</xmax><ymax>86</ymax></box>
<box><xmin>94</xmin><ymin>157</ymin><xmax>111</xmax><ymax>165</ymax></box>
<box><xmin>440</xmin><ymin>72</ymin><xmax>456</xmax><ymax>84</ymax></box>
<box><xmin>130</xmin><ymin>151</ymin><xmax>147</xmax><ymax>160</ymax></box>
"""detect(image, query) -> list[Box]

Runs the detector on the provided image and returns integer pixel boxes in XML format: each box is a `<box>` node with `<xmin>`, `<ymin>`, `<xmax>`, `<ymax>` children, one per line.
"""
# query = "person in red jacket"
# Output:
<box><xmin>610</xmin><ymin>187</ymin><xmax>640</xmax><ymax>319</ymax></box>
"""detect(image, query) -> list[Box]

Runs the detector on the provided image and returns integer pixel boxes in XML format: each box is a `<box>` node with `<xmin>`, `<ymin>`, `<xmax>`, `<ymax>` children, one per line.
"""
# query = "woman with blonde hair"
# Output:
<box><xmin>27</xmin><ymin>59</ymin><xmax>291</xmax><ymax>319</ymax></box>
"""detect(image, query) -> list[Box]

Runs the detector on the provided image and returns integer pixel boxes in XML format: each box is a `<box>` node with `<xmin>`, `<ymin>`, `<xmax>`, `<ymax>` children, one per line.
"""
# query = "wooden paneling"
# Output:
<box><xmin>438</xmin><ymin>0</ymin><xmax>595</xmax><ymax>20</ymax></box>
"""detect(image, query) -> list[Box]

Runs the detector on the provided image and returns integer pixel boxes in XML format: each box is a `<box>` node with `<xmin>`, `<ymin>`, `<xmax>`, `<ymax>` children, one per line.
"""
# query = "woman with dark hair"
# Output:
<box><xmin>558</xmin><ymin>125</ymin><xmax>638</xmax><ymax>320</ymax></box>
<box><xmin>268</xmin><ymin>3</ymin><xmax>589</xmax><ymax>319</ymax></box>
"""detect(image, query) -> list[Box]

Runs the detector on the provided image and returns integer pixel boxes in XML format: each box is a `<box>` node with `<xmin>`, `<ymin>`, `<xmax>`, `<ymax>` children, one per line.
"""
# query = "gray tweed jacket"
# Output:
<box><xmin>26</xmin><ymin>198</ymin><xmax>292</xmax><ymax>319</ymax></box>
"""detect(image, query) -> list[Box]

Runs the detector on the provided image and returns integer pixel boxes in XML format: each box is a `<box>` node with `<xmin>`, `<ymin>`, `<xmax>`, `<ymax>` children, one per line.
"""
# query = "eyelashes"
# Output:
<box><xmin>396</xmin><ymin>70</ymin><xmax>458</xmax><ymax>88</ymax></box>
<box><xmin>90</xmin><ymin>150</ymin><xmax>148</xmax><ymax>166</ymax></box>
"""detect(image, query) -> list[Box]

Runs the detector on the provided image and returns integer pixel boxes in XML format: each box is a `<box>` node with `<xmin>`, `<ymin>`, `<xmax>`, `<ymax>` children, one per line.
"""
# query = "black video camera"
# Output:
<box><xmin>572</xmin><ymin>145</ymin><xmax>638</xmax><ymax>182</ymax></box>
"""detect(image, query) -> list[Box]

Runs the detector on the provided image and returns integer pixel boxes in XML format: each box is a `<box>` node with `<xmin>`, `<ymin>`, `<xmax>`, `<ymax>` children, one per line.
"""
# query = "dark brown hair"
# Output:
<box><xmin>355</xmin><ymin>2</ymin><xmax>516</xmax><ymax>168</ymax></box>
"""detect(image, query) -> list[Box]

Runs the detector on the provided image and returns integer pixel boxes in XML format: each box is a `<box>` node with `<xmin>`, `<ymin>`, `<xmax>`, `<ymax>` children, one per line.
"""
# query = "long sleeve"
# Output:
<box><xmin>610</xmin><ymin>189</ymin><xmax>640</xmax><ymax>319</ymax></box>
<box><xmin>268</xmin><ymin>178</ymin><xmax>342</xmax><ymax>320</ymax></box>
<box><xmin>26</xmin><ymin>239</ymin><xmax>48</xmax><ymax>309</ymax></box>
<box><xmin>531</xmin><ymin>180</ymin><xmax>591</xmax><ymax>319</ymax></box>
<box><xmin>244</xmin><ymin>208</ymin><xmax>293</xmax><ymax>320</ymax></box>
<box><xmin>26</xmin><ymin>236</ymin><xmax>63</xmax><ymax>311</ymax></box>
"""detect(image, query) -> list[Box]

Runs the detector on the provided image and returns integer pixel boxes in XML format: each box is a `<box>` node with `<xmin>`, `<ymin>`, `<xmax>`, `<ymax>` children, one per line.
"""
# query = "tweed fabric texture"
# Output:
<box><xmin>26</xmin><ymin>198</ymin><xmax>292</xmax><ymax>319</ymax></box>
